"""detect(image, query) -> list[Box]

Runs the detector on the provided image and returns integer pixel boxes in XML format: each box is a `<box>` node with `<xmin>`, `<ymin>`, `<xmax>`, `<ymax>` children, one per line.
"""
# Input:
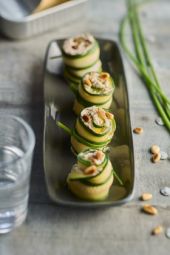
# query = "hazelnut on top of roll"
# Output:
<box><xmin>63</xmin><ymin>34</ymin><xmax>96</xmax><ymax>56</ymax></box>
<box><xmin>67</xmin><ymin>149</ymin><xmax>114</xmax><ymax>201</ymax></box>
<box><xmin>74</xmin><ymin>71</ymin><xmax>115</xmax><ymax>115</ymax></box>
<box><xmin>71</xmin><ymin>106</ymin><xmax>116</xmax><ymax>154</ymax></box>
<box><xmin>62</xmin><ymin>34</ymin><xmax>102</xmax><ymax>92</ymax></box>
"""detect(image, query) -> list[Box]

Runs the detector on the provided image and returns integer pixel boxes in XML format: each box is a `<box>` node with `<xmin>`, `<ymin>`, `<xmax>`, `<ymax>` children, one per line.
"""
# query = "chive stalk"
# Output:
<box><xmin>112</xmin><ymin>169</ymin><xmax>124</xmax><ymax>186</ymax></box>
<box><xmin>119</xmin><ymin>0</ymin><xmax>170</xmax><ymax>131</ymax></box>
<box><xmin>56</xmin><ymin>121</ymin><xmax>72</xmax><ymax>135</ymax></box>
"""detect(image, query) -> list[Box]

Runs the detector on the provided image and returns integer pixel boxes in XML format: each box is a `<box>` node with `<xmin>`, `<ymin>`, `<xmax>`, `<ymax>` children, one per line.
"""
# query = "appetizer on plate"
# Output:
<box><xmin>62</xmin><ymin>34</ymin><xmax>102</xmax><ymax>91</ymax></box>
<box><xmin>55</xmin><ymin>35</ymin><xmax>117</xmax><ymax>202</ymax></box>
<box><xmin>71</xmin><ymin>106</ymin><xmax>116</xmax><ymax>154</ymax></box>
<box><xmin>67</xmin><ymin>149</ymin><xmax>114</xmax><ymax>200</ymax></box>
<box><xmin>73</xmin><ymin>71</ymin><xmax>115</xmax><ymax>115</ymax></box>
<box><xmin>44</xmin><ymin>37</ymin><xmax>133</xmax><ymax>205</ymax></box>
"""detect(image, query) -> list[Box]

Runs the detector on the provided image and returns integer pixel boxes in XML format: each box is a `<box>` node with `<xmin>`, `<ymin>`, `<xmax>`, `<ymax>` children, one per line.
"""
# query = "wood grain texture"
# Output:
<box><xmin>0</xmin><ymin>0</ymin><xmax>170</xmax><ymax>254</ymax></box>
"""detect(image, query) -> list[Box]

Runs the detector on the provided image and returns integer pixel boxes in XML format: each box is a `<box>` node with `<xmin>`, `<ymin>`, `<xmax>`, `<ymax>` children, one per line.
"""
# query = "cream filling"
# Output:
<box><xmin>80</xmin><ymin>106</ymin><xmax>112</xmax><ymax>130</ymax></box>
<box><xmin>83</xmin><ymin>72</ymin><xmax>113</xmax><ymax>95</ymax></box>
<box><xmin>63</xmin><ymin>34</ymin><xmax>95</xmax><ymax>56</ymax></box>
<box><xmin>79</xmin><ymin>150</ymin><xmax>105</xmax><ymax>166</ymax></box>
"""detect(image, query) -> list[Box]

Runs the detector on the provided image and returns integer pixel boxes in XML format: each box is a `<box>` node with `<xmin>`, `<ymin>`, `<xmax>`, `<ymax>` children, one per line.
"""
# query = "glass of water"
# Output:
<box><xmin>0</xmin><ymin>115</ymin><xmax>35</xmax><ymax>234</ymax></box>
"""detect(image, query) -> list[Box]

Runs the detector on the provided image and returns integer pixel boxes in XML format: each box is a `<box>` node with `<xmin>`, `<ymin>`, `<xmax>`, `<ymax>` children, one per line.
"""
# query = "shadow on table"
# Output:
<box><xmin>29</xmin><ymin>60</ymin><xmax>51</xmax><ymax>205</ymax></box>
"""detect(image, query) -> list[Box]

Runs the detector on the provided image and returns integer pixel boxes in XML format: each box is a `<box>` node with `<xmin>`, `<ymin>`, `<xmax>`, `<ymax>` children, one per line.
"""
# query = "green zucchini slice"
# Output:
<box><xmin>66</xmin><ymin>60</ymin><xmax>102</xmax><ymax>78</ymax></box>
<box><xmin>63</xmin><ymin>41</ymin><xmax>100</xmax><ymax>69</ymax></box>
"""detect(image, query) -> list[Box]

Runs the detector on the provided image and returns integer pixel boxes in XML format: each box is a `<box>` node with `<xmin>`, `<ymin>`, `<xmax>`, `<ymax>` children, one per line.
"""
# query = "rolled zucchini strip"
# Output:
<box><xmin>66</xmin><ymin>60</ymin><xmax>102</xmax><ymax>79</ymax></box>
<box><xmin>73</xmin><ymin>96</ymin><xmax>113</xmax><ymax>115</ymax></box>
<box><xmin>64</xmin><ymin>68</ymin><xmax>80</xmax><ymax>85</ymax></box>
<box><xmin>62</xmin><ymin>34</ymin><xmax>100</xmax><ymax>69</ymax></box>
<box><xmin>64</xmin><ymin>68</ymin><xmax>80</xmax><ymax>93</ymax></box>
<box><xmin>67</xmin><ymin>149</ymin><xmax>114</xmax><ymax>200</ymax></box>
<box><xmin>73</xmin><ymin>71</ymin><xmax>115</xmax><ymax>115</ymax></box>
<box><xmin>64</xmin><ymin>61</ymin><xmax>102</xmax><ymax>94</ymax></box>
<box><xmin>71</xmin><ymin>106</ymin><xmax>116</xmax><ymax>154</ymax></box>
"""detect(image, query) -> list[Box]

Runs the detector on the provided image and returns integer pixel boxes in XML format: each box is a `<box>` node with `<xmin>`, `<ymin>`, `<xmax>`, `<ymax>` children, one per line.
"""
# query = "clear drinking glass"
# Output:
<box><xmin>0</xmin><ymin>115</ymin><xmax>35</xmax><ymax>234</ymax></box>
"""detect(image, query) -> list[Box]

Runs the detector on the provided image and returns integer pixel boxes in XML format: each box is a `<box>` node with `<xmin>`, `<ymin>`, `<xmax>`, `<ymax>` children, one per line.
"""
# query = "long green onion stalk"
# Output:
<box><xmin>57</xmin><ymin>121</ymin><xmax>72</xmax><ymax>135</ymax></box>
<box><xmin>119</xmin><ymin>0</ymin><xmax>170</xmax><ymax>131</ymax></box>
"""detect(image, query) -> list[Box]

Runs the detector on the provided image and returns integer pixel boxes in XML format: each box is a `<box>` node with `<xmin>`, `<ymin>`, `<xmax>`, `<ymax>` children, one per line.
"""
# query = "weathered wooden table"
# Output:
<box><xmin>0</xmin><ymin>0</ymin><xmax>170</xmax><ymax>254</ymax></box>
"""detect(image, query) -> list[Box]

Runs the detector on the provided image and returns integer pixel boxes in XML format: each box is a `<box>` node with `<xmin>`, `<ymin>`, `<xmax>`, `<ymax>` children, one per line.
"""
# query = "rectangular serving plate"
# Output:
<box><xmin>0</xmin><ymin>0</ymin><xmax>87</xmax><ymax>39</ymax></box>
<box><xmin>43</xmin><ymin>38</ymin><xmax>135</xmax><ymax>207</ymax></box>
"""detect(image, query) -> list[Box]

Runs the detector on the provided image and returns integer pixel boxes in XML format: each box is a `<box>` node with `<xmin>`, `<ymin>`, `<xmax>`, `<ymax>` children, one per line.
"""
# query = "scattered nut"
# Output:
<box><xmin>150</xmin><ymin>145</ymin><xmax>160</xmax><ymax>154</ymax></box>
<box><xmin>82</xmin><ymin>114</ymin><xmax>90</xmax><ymax>123</ymax></box>
<box><xmin>98</xmin><ymin>109</ymin><xmax>106</xmax><ymax>120</ymax></box>
<box><xmin>72</xmin><ymin>45</ymin><xmax>78</xmax><ymax>49</ymax></box>
<box><xmin>133</xmin><ymin>127</ymin><xmax>143</xmax><ymax>134</ymax></box>
<box><xmin>91</xmin><ymin>151</ymin><xmax>105</xmax><ymax>164</ymax></box>
<box><xmin>151</xmin><ymin>153</ymin><xmax>161</xmax><ymax>163</ymax></box>
<box><xmin>143</xmin><ymin>204</ymin><xmax>158</xmax><ymax>215</ymax></box>
<box><xmin>152</xmin><ymin>225</ymin><xmax>163</xmax><ymax>235</ymax></box>
<box><xmin>74</xmin><ymin>37</ymin><xmax>84</xmax><ymax>44</ymax></box>
<box><xmin>84</xmin><ymin>165</ymin><xmax>97</xmax><ymax>175</ymax></box>
<box><xmin>84</xmin><ymin>79</ymin><xmax>92</xmax><ymax>86</ymax></box>
<box><xmin>100</xmin><ymin>72</ymin><xmax>109</xmax><ymax>80</ymax></box>
<box><xmin>93</xmin><ymin>151</ymin><xmax>104</xmax><ymax>160</ymax></box>
<box><xmin>105</xmin><ymin>112</ymin><xmax>113</xmax><ymax>120</ymax></box>
<box><xmin>141</xmin><ymin>193</ymin><xmax>153</xmax><ymax>201</ymax></box>
<box><xmin>84</xmin><ymin>39</ymin><xmax>91</xmax><ymax>45</ymax></box>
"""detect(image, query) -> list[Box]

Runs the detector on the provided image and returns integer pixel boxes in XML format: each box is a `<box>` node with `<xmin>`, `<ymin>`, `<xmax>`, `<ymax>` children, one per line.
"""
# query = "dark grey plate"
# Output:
<box><xmin>43</xmin><ymin>38</ymin><xmax>135</xmax><ymax>207</ymax></box>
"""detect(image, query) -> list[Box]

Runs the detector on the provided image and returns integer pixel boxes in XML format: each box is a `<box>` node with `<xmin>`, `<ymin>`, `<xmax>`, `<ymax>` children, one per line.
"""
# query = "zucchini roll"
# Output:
<box><xmin>65</xmin><ymin>59</ymin><xmax>102</xmax><ymax>80</ymax></box>
<box><xmin>71</xmin><ymin>106</ymin><xmax>116</xmax><ymax>154</ymax></box>
<box><xmin>73</xmin><ymin>71</ymin><xmax>115</xmax><ymax>115</ymax></box>
<box><xmin>67</xmin><ymin>149</ymin><xmax>114</xmax><ymax>200</ymax></box>
<box><xmin>62</xmin><ymin>34</ymin><xmax>102</xmax><ymax>91</ymax></box>
<box><xmin>62</xmin><ymin>34</ymin><xmax>100</xmax><ymax>68</ymax></box>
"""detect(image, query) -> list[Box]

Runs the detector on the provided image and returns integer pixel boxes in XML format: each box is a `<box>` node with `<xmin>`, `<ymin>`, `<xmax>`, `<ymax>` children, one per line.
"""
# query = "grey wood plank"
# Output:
<box><xmin>0</xmin><ymin>0</ymin><xmax>170</xmax><ymax>254</ymax></box>
<box><xmin>1</xmin><ymin>204</ymin><xmax>170</xmax><ymax>255</ymax></box>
